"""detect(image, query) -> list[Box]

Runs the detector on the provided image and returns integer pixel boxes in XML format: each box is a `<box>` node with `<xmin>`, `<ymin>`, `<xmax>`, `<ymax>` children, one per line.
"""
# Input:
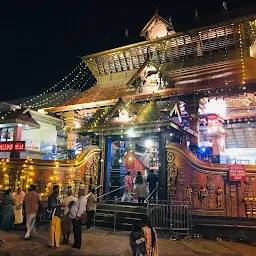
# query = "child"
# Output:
<box><xmin>130</xmin><ymin>222</ymin><xmax>146</xmax><ymax>256</ymax></box>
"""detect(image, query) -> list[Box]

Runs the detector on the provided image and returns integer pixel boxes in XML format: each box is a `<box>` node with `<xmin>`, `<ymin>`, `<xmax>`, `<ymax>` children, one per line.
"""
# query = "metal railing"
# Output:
<box><xmin>170</xmin><ymin>200</ymin><xmax>191</xmax><ymax>235</ymax></box>
<box><xmin>94</xmin><ymin>185</ymin><xmax>125</xmax><ymax>231</ymax></box>
<box><xmin>147</xmin><ymin>199</ymin><xmax>192</xmax><ymax>235</ymax></box>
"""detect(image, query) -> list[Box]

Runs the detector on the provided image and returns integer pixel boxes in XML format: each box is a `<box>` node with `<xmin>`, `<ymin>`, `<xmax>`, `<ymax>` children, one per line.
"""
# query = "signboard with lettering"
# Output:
<box><xmin>229</xmin><ymin>164</ymin><xmax>246</xmax><ymax>181</ymax></box>
<box><xmin>0</xmin><ymin>141</ymin><xmax>26</xmax><ymax>152</ymax></box>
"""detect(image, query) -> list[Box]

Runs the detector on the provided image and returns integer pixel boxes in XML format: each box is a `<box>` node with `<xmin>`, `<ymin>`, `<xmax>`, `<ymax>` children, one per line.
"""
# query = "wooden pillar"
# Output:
<box><xmin>13</xmin><ymin>125</ymin><xmax>22</xmax><ymax>141</ymax></box>
<box><xmin>236</xmin><ymin>183</ymin><xmax>242</xmax><ymax>217</ymax></box>
<box><xmin>224</xmin><ymin>176</ymin><xmax>230</xmax><ymax>216</ymax></box>
<box><xmin>181</xmin><ymin>135</ymin><xmax>187</xmax><ymax>147</ymax></box>
<box><xmin>103</xmin><ymin>137</ymin><xmax>112</xmax><ymax>198</ymax></box>
<box><xmin>188</xmin><ymin>114</ymin><xmax>200</xmax><ymax>146</ymax></box>
<box><xmin>99</xmin><ymin>137</ymin><xmax>106</xmax><ymax>200</ymax></box>
<box><xmin>11</xmin><ymin>125</ymin><xmax>22</xmax><ymax>158</ymax></box>
<box><xmin>158</xmin><ymin>132</ymin><xmax>167</xmax><ymax>200</ymax></box>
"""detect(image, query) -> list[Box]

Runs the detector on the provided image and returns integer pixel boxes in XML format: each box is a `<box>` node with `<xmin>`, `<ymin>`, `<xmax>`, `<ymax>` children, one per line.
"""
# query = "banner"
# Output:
<box><xmin>0</xmin><ymin>141</ymin><xmax>25</xmax><ymax>152</ymax></box>
<box><xmin>229</xmin><ymin>164</ymin><xmax>246</xmax><ymax>181</ymax></box>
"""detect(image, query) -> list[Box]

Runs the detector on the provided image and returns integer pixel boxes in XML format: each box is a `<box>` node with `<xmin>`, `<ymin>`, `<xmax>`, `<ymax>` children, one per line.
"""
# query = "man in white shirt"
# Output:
<box><xmin>69</xmin><ymin>188</ymin><xmax>87</xmax><ymax>250</ymax></box>
<box><xmin>61</xmin><ymin>189</ymin><xmax>77</xmax><ymax>244</ymax></box>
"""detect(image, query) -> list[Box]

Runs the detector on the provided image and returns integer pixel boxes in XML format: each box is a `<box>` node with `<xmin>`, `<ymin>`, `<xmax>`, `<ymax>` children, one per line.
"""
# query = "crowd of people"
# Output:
<box><xmin>1</xmin><ymin>179</ymin><xmax>159</xmax><ymax>255</ymax></box>
<box><xmin>1</xmin><ymin>184</ymin><xmax>97</xmax><ymax>250</ymax></box>
<box><xmin>122</xmin><ymin>170</ymin><xmax>159</xmax><ymax>205</ymax></box>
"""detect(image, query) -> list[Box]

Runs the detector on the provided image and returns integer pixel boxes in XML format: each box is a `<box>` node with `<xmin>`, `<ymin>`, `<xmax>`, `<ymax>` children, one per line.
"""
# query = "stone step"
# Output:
<box><xmin>95</xmin><ymin>213</ymin><xmax>142</xmax><ymax>225</ymax></box>
<box><xmin>97</xmin><ymin>203</ymin><xmax>147</xmax><ymax>213</ymax></box>
<box><xmin>94</xmin><ymin>219</ymin><xmax>133</xmax><ymax>231</ymax></box>
<box><xmin>96</xmin><ymin>208</ymin><xmax>146</xmax><ymax>218</ymax></box>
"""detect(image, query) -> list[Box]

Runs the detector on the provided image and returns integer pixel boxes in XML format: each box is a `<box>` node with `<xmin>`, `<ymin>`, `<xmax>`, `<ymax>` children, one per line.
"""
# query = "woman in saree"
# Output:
<box><xmin>141</xmin><ymin>216</ymin><xmax>158</xmax><ymax>256</ymax></box>
<box><xmin>2</xmin><ymin>188</ymin><xmax>15</xmax><ymax>230</ymax></box>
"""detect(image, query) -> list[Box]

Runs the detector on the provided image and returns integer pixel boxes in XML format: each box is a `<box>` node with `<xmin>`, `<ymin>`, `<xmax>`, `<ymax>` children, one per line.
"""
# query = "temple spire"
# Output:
<box><xmin>195</xmin><ymin>8</ymin><xmax>199</xmax><ymax>19</ymax></box>
<box><xmin>169</xmin><ymin>16</ymin><xmax>173</xmax><ymax>28</ymax></box>
<box><xmin>155</xmin><ymin>6</ymin><xmax>158</xmax><ymax>14</ymax></box>
<box><xmin>125</xmin><ymin>28</ymin><xmax>129</xmax><ymax>37</ymax></box>
<box><xmin>223</xmin><ymin>1</ymin><xmax>227</xmax><ymax>10</ymax></box>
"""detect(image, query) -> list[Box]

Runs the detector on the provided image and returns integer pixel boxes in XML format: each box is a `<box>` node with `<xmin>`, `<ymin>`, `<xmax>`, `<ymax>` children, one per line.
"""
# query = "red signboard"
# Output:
<box><xmin>0</xmin><ymin>141</ymin><xmax>26</xmax><ymax>152</ymax></box>
<box><xmin>229</xmin><ymin>164</ymin><xmax>246</xmax><ymax>181</ymax></box>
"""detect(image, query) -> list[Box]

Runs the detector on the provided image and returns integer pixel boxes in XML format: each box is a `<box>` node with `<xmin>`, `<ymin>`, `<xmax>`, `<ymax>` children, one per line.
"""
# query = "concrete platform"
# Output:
<box><xmin>0</xmin><ymin>228</ymin><xmax>255</xmax><ymax>255</ymax></box>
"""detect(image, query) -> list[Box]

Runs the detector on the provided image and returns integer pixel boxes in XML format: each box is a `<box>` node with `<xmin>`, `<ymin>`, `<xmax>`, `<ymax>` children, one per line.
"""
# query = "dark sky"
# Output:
<box><xmin>1</xmin><ymin>0</ymin><xmax>256</xmax><ymax>102</ymax></box>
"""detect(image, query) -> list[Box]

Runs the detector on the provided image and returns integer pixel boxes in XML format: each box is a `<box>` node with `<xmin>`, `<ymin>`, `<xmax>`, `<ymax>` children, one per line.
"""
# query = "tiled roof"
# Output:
<box><xmin>0</xmin><ymin>107</ymin><xmax>40</xmax><ymax>128</ymax></box>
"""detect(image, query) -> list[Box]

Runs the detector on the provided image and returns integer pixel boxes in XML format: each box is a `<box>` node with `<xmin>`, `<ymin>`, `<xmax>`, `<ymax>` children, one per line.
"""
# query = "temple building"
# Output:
<box><xmin>1</xmin><ymin>8</ymin><xmax>256</xmax><ymax>234</ymax></box>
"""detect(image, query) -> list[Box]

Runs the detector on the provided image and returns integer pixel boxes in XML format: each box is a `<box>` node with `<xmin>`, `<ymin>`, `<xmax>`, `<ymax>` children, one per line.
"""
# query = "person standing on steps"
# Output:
<box><xmin>86</xmin><ymin>187</ymin><xmax>97</xmax><ymax>229</ymax></box>
<box><xmin>135</xmin><ymin>171</ymin><xmax>147</xmax><ymax>206</ymax></box>
<box><xmin>69</xmin><ymin>188</ymin><xmax>87</xmax><ymax>250</ymax></box>
<box><xmin>147</xmin><ymin>169</ymin><xmax>158</xmax><ymax>201</ymax></box>
<box><xmin>121</xmin><ymin>171</ymin><xmax>133</xmax><ymax>202</ymax></box>
<box><xmin>48</xmin><ymin>185</ymin><xmax>64</xmax><ymax>249</ymax></box>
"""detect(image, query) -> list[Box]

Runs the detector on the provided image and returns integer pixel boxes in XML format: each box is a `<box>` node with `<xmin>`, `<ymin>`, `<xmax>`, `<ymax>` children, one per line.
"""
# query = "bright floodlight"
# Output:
<box><xmin>145</xmin><ymin>139</ymin><xmax>154</xmax><ymax>148</ymax></box>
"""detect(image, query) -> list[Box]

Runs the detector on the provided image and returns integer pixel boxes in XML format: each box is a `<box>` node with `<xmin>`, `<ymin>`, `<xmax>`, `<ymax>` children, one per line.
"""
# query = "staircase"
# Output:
<box><xmin>94</xmin><ymin>201</ymin><xmax>147</xmax><ymax>231</ymax></box>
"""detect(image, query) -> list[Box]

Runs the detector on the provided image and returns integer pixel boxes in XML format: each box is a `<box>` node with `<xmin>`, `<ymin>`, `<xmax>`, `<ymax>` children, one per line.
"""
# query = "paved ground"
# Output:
<box><xmin>0</xmin><ymin>228</ymin><xmax>255</xmax><ymax>256</ymax></box>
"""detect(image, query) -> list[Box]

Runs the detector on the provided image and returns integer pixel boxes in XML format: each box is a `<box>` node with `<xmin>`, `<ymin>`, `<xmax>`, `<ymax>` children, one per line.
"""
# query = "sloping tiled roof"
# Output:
<box><xmin>77</xmin><ymin>98</ymin><xmax>181</xmax><ymax>133</ymax></box>
<box><xmin>0</xmin><ymin>108</ymin><xmax>40</xmax><ymax>128</ymax></box>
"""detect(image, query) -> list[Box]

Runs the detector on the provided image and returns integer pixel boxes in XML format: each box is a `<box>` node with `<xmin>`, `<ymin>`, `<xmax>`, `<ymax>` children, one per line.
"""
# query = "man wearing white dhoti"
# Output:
<box><xmin>13</xmin><ymin>187</ymin><xmax>25</xmax><ymax>224</ymax></box>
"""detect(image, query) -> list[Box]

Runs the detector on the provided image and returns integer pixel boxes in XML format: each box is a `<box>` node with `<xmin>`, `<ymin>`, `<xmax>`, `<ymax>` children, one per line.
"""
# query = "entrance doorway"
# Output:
<box><xmin>106</xmin><ymin>135</ymin><xmax>159</xmax><ymax>200</ymax></box>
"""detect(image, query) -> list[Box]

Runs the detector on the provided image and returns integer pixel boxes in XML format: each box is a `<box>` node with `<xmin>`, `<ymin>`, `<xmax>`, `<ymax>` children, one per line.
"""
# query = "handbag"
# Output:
<box><xmin>80</xmin><ymin>212</ymin><xmax>87</xmax><ymax>225</ymax></box>
<box><xmin>135</xmin><ymin>237</ymin><xmax>145</xmax><ymax>245</ymax></box>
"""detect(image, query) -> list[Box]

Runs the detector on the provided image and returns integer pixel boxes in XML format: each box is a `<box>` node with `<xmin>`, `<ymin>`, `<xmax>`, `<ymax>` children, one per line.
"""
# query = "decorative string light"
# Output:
<box><xmin>33</xmin><ymin>72</ymin><xmax>94</xmax><ymax>108</ymax></box>
<box><xmin>238</xmin><ymin>24</ymin><xmax>246</xmax><ymax>85</ymax></box>
<box><xmin>22</xmin><ymin>62</ymin><xmax>87</xmax><ymax>106</ymax></box>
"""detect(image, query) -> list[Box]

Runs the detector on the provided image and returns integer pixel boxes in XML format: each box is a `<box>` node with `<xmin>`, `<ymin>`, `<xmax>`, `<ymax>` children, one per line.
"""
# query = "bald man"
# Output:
<box><xmin>69</xmin><ymin>188</ymin><xmax>87</xmax><ymax>250</ymax></box>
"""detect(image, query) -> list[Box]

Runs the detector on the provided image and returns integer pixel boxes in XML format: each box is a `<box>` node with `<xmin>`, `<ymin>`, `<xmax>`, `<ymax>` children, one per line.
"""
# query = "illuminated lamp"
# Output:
<box><xmin>145</xmin><ymin>139</ymin><xmax>154</xmax><ymax>148</ymax></box>
<box><xmin>128</xmin><ymin>156</ymin><xmax>133</xmax><ymax>161</ymax></box>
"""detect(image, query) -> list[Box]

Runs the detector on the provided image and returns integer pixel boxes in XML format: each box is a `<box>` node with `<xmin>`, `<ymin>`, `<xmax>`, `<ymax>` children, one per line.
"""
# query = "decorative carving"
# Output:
<box><xmin>206</xmin><ymin>176</ymin><xmax>215</xmax><ymax>208</ymax></box>
<box><xmin>177</xmin><ymin>164</ymin><xmax>186</xmax><ymax>187</ymax></box>
<box><xmin>185</xmin><ymin>185</ymin><xmax>193</xmax><ymax>202</ymax></box>
<box><xmin>166</xmin><ymin>152</ymin><xmax>175</xmax><ymax>163</ymax></box>
<box><xmin>191</xmin><ymin>171</ymin><xmax>199</xmax><ymax>208</ymax></box>
<box><xmin>37</xmin><ymin>169</ymin><xmax>46</xmax><ymax>194</ymax></box>
<box><xmin>230</xmin><ymin>185</ymin><xmax>237</xmax><ymax>217</ymax></box>
<box><xmin>198</xmin><ymin>186</ymin><xmax>208</xmax><ymax>207</ymax></box>
<box><xmin>167</xmin><ymin>162</ymin><xmax>178</xmax><ymax>198</ymax></box>
<box><xmin>216</xmin><ymin>186</ymin><xmax>223</xmax><ymax>208</ymax></box>
<box><xmin>244</xmin><ymin>178</ymin><xmax>256</xmax><ymax>218</ymax></box>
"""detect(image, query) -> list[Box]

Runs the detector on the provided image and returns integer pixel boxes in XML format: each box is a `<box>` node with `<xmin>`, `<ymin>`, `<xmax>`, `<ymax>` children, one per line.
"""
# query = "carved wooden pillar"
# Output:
<box><xmin>37</xmin><ymin>169</ymin><xmax>46</xmax><ymax>194</ymax></box>
<box><xmin>244</xmin><ymin>178</ymin><xmax>256</xmax><ymax>218</ymax></box>
<box><xmin>224</xmin><ymin>176</ymin><xmax>231</xmax><ymax>216</ymax></box>
<box><xmin>188</xmin><ymin>114</ymin><xmax>200</xmax><ymax>146</ymax></box>
<box><xmin>230</xmin><ymin>184</ymin><xmax>237</xmax><ymax>217</ymax></box>
<box><xmin>191</xmin><ymin>171</ymin><xmax>199</xmax><ymax>208</ymax></box>
<box><xmin>206</xmin><ymin>176</ymin><xmax>215</xmax><ymax>208</ymax></box>
<box><xmin>236</xmin><ymin>183</ymin><xmax>242</xmax><ymax>217</ymax></box>
<box><xmin>84</xmin><ymin>165</ymin><xmax>91</xmax><ymax>196</ymax></box>
<box><xmin>177</xmin><ymin>164</ymin><xmax>186</xmax><ymax>201</ymax></box>
<box><xmin>99</xmin><ymin>137</ymin><xmax>106</xmax><ymax>200</ymax></box>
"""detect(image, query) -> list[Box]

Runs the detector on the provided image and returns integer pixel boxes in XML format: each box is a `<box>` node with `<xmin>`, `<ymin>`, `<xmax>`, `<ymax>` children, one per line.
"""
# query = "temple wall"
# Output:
<box><xmin>0</xmin><ymin>146</ymin><xmax>101</xmax><ymax>199</ymax></box>
<box><xmin>167</xmin><ymin>143</ymin><xmax>256</xmax><ymax>218</ymax></box>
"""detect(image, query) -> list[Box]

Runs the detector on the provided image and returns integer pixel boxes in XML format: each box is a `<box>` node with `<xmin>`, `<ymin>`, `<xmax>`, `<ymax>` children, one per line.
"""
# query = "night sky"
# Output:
<box><xmin>1</xmin><ymin>0</ymin><xmax>256</xmax><ymax>102</ymax></box>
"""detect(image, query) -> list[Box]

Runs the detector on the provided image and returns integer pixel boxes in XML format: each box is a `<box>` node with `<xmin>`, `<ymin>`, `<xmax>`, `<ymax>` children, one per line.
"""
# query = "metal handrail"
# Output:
<box><xmin>96</xmin><ymin>185</ymin><xmax>125</xmax><ymax>199</ymax></box>
<box><xmin>85</xmin><ymin>184</ymin><xmax>102</xmax><ymax>199</ymax></box>
<box><xmin>145</xmin><ymin>186</ymin><xmax>160</xmax><ymax>203</ymax></box>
